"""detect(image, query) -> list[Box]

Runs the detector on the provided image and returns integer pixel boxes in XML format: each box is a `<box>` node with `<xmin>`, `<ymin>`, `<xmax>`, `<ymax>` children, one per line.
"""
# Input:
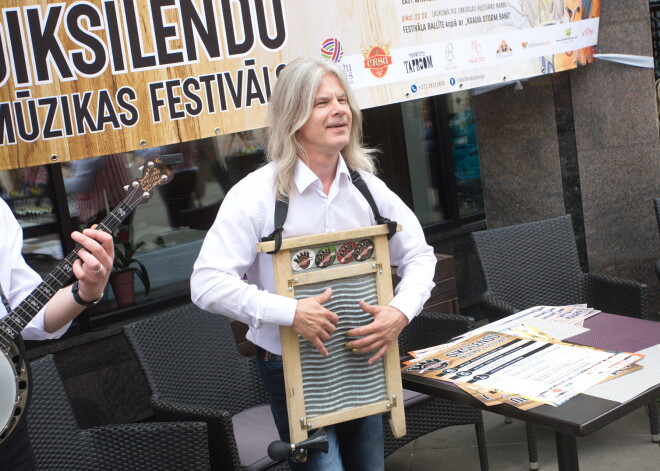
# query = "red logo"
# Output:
<box><xmin>337</xmin><ymin>241</ymin><xmax>357</xmax><ymax>264</ymax></box>
<box><xmin>362</xmin><ymin>42</ymin><xmax>392</xmax><ymax>78</ymax></box>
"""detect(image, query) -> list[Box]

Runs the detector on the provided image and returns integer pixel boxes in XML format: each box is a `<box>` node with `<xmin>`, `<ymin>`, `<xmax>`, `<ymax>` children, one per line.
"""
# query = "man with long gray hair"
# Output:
<box><xmin>192</xmin><ymin>56</ymin><xmax>436</xmax><ymax>470</ymax></box>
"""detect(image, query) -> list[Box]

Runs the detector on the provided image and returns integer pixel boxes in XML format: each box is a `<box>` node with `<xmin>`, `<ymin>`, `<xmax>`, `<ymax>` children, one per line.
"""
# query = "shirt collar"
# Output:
<box><xmin>294</xmin><ymin>155</ymin><xmax>351</xmax><ymax>194</ymax></box>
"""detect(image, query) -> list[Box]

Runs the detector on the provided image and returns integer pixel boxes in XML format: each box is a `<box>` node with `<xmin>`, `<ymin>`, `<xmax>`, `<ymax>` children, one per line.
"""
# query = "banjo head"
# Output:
<box><xmin>0</xmin><ymin>342</ymin><xmax>29</xmax><ymax>445</ymax></box>
<box><xmin>0</xmin><ymin>351</ymin><xmax>18</xmax><ymax>436</ymax></box>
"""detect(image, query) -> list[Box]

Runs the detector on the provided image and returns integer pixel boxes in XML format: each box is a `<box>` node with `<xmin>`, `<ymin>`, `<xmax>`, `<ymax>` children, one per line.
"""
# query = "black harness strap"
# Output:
<box><xmin>261</xmin><ymin>170</ymin><xmax>397</xmax><ymax>254</ymax></box>
<box><xmin>0</xmin><ymin>282</ymin><xmax>12</xmax><ymax>315</ymax></box>
<box><xmin>261</xmin><ymin>197</ymin><xmax>288</xmax><ymax>254</ymax></box>
<box><xmin>349</xmin><ymin>170</ymin><xmax>398</xmax><ymax>240</ymax></box>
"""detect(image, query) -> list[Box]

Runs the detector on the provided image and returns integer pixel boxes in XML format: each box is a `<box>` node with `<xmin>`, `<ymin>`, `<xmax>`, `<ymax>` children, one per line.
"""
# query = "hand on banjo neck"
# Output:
<box><xmin>0</xmin><ymin>153</ymin><xmax>184</xmax><ymax>447</ymax></box>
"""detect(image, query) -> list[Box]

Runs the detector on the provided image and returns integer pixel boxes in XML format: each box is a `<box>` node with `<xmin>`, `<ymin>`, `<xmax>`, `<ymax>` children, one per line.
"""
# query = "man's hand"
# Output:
<box><xmin>71</xmin><ymin>226</ymin><xmax>114</xmax><ymax>302</ymax></box>
<box><xmin>43</xmin><ymin>226</ymin><xmax>115</xmax><ymax>333</ymax></box>
<box><xmin>346</xmin><ymin>301</ymin><xmax>409</xmax><ymax>364</ymax></box>
<box><xmin>292</xmin><ymin>288</ymin><xmax>338</xmax><ymax>356</ymax></box>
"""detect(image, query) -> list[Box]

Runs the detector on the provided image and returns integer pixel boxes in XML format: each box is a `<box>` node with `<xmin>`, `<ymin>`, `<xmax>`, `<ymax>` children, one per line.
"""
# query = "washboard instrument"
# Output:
<box><xmin>0</xmin><ymin>154</ymin><xmax>183</xmax><ymax>448</ymax></box>
<box><xmin>257</xmin><ymin>224</ymin><xmax>406</xmax><ymax>446</ymax></box>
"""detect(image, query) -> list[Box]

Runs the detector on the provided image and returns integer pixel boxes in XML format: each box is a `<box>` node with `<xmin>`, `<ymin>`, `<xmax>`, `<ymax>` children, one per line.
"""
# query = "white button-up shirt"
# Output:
<box><xmin>191</xmin><ymin>156</ymin><xmax>436</xmax><ymax>354</ymax></box>
<box><xmin>0</xmin><ymin>199</ymin><xmax>70</xmax><ymax>340</ymax></box>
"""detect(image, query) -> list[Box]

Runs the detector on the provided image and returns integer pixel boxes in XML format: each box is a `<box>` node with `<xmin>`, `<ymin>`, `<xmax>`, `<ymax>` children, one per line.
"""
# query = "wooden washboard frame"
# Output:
<box><xmin>257</xmin><ymin>224</ymin><xmax>406</xmax><ymax>445</ymax></box>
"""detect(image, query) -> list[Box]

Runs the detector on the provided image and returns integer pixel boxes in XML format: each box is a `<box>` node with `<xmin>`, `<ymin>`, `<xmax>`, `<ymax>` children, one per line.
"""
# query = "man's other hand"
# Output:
<box><xmin>346</xmin><ymin>301</ymin><xmax>408</xmax><ymax>364</ymax></box>
<box><xmin>292</xmin><ymin>288</ymin><xmax>338</xmax><ymax>356</ymax></box>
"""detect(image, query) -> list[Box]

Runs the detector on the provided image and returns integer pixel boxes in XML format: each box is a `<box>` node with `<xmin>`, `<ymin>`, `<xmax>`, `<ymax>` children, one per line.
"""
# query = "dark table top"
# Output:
<box><xmin>402</xmin><ymin>312</ymin><xmax>660</xmax><ymax>437</ymax></box>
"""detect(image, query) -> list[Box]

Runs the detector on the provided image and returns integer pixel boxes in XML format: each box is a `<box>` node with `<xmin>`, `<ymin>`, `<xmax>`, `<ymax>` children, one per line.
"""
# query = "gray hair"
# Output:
<box><xmin>265</xmin><ymin>56</ymin><xmax>377</xmax><ymax>200</ymax></box>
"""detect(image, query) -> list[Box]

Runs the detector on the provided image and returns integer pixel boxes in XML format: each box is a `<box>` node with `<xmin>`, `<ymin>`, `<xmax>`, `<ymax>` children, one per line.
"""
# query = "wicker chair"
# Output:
<box><xmin>27</xmin><ymin>354</ymin><xmax>211</xmax><ymax>471</ymax></box>
<box><xmin>471</xmin><ymin>214</ymin><xmax>656</xmax><ymax>469</ymax></box>
<box><xmin>471</xmin><ymin>214</ymin><xmax>648</xmax><ymax>323</ymax></box>
<box><xmin>125</xmin><ymin>303</ymin><xmax>490</xmax><ymax>470</ymax></box>
<box><xmin>123</xmin><ymin>304</ymin><xmax>288</xmax><ymax>471</ymax></box>
<box><xmin>386</xmin><ymin>311</ymin><xmax>489</xmax><ymax>471</ymax></box>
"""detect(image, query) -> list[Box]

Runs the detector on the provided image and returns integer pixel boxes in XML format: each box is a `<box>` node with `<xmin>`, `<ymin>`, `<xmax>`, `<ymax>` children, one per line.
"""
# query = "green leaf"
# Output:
<box><xmin>132</xmin><ymin>259</ymin><xmax>150</xmax><ymax>296</ymax></box>
<box><xmin>111</xmin><ymin>228</ymin><xmax>150</xmax><ymax>296</ymax></box>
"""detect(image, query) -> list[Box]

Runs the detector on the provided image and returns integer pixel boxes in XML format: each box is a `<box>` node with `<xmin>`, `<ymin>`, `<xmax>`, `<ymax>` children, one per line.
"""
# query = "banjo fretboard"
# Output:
<box><xmin>0</xmin><ymin>156</ymin><xmax>177</xmax><ymax>350</ymax></box>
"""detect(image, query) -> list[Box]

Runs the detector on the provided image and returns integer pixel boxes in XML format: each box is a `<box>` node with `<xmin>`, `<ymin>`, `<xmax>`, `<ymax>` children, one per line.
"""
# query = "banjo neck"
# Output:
<box><xmin>0</xmin><ymin>201</ymin><xmax>133</xmax><ymax>350</ymax></box>
<box><xmin>0</xmin><ymin>154</ymin><xmax>182</xmax><ymax>350</ymax></box>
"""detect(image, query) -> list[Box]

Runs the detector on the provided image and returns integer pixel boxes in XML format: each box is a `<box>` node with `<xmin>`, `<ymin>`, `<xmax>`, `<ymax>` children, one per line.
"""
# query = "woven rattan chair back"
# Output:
<box><xmin>27</xmin><ymin>355</ymin><xmax>97</xmax><ymax>471</ymax></box>
<box><xmin>28</xmin><ymin>354</ymin><xmax>213</xmax><ymax>471</ymax></box>
<box><xmin>398</xmin><ymin>312</ymin><xmax>474</xmax><ymax>354</ymax></box>
<box><xmin>471</xmin><ymin>215</ymin><xmax>584</xmax><ymax>310</ymax></box>
<box><xmin>124</xmin><ymin>304</ymin><xmax>268</xmax><ymax>414</ymax></box>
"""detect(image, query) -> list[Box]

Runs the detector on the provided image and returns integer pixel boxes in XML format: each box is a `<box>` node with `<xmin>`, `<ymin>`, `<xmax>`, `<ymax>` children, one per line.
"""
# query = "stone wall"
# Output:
<box><xmin>473</xmin><ymin>0</ymin><xmax>660</xmax><ymax>320</ymax></box>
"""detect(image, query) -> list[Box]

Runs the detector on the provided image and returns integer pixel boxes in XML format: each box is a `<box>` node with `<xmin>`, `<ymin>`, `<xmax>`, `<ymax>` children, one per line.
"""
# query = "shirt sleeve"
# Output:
<box><xmin>1</xmin><ymin>201</ymin><xmax>72</xmax><ymax>341</ymax></box>
<box><xmin>362</xmin><ymin>173</ymin><xmax>437</xmax><ymax>322</ymax></box>
<box><xmin>190</xmin><ymin>182</ymin><xmax>297</xmax><ymax>328</ymax></box>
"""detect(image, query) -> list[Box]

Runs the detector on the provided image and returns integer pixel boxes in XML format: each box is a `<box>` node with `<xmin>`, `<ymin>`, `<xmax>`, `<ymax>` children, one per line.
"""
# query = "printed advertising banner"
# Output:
<box><xmin>0</xmin><ymin>0</ymin><xmax>600</xmax><ymax>169</ymax></box>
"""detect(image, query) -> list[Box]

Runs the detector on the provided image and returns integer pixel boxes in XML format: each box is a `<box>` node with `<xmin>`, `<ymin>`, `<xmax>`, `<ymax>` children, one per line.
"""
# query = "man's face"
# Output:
<box><xmin>564</xmin><ymin>0</ymin><xmax>583</xmax><ymax>22</ymax></box>
<box><xmin>297</xmin><ymin>72</ymin><xmax>352</xmax><ymax>159</ymax></box>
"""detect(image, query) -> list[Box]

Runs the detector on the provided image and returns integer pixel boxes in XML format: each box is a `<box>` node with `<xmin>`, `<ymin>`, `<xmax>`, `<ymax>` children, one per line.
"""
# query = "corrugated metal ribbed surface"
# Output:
<box><xmin>295</xmin><ymin>274</ymin><xmax>387</xmax><ymax>418</ymax></box>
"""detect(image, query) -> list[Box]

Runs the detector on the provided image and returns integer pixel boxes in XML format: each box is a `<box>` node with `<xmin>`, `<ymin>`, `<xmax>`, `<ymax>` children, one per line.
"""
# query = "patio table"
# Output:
<box><xmin>401</xmin><ymin>312</ymin><xmax>660</xmax><ymax>471</ymax></box>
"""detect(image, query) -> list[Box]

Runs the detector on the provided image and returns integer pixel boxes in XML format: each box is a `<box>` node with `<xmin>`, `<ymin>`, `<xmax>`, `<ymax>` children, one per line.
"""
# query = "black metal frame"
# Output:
<box><xmin>650</xmin><ymin>1</ymin><xmax>660</xmax><ymax>80</ymax></box>
<box><xmin>429</xmin><ymin>94</ymin><xmax>486</xmax><ymax>229</ymax></box>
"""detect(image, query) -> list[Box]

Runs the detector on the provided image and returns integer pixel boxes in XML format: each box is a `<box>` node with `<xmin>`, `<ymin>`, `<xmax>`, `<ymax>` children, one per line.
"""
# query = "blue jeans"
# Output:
<box><xmin>256</xmin><ymin>352</ymin><xmax>385</xmax><ymax>471</ymax></box>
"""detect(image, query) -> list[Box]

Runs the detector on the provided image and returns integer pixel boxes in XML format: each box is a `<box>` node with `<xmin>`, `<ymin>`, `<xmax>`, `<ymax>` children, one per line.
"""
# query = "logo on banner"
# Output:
<box><xmin>496</xmin><ymin>40</ymin><xmax>513</xmax><ymax>57</ymax></box>
<box><xmin>320</xmin><ymin>37</ymin><xmax>353</xmax><ymax>82</ymax></box>
<box><xmin>565</xmin><ymin>29</ymin><xmax>578</xmax><ymax>40</ymax></box>
<box><xmin>320</xmin><ymin>38</ymin><xmax>344</xmax><ymax>62</ymax></box>
<box><xmin>522</xmin><ymin>40</ymin><xmax>550</xmax><ymax>50</ymax></box>
<box><xmin>556</xmin><ymin>28</ymin><xmax>578</xmax><ymax>45</ymax></box>
<box><xmin>445</xmin><ymin>43</ymin><xmax>457</xmax><ymax>70</ymax></box>
<box><xmin>469</xmin><ymin>40</ymin><xmax>485</xmax><ymax>64</ymax></box>
<box><xmin>404</xmin><ymin>51</ymin><xmax>434</xmax><ymax>74</ymax></box>
<box><xmin>362</xmin><ymin>42</ymin><xmax>392</xmax><ymax>78</ymax></box>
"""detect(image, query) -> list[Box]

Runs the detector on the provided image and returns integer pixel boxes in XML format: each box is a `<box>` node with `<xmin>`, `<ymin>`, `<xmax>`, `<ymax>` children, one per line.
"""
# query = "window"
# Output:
<box><xmin>650</xmin><ymin>0</ymin><xmax>660</xmax><ymax>80</ymax></box>
<box><xmin>1</xmin><ymin>131</ymin><xmax>267</xmax><ymax>331</ymax></box>
<box><xmin>3</xmin><ymin>91</ymin><xmax>483</xmax><ymax>333</ymax></box>
<box><xmin>363</xmin><ymin>91</ymin><xmax>484</xmax><ymax>236</ymax></box>
<box><xmin>400</xmin><ymin>99</ymin><xmax>444</xmax><ymax>225</ymax></box>
<box><xmin>1</xmin><ymin>165</ymin><xmax>60</xmax><ymax>277</ymax></box>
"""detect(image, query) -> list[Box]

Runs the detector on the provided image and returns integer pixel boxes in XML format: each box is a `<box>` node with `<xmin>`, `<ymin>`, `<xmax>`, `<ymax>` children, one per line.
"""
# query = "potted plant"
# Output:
<box><xmin>110</xmin><ymin>227</ymin><xmax>150</xmax><ymax>307</ymax></box>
